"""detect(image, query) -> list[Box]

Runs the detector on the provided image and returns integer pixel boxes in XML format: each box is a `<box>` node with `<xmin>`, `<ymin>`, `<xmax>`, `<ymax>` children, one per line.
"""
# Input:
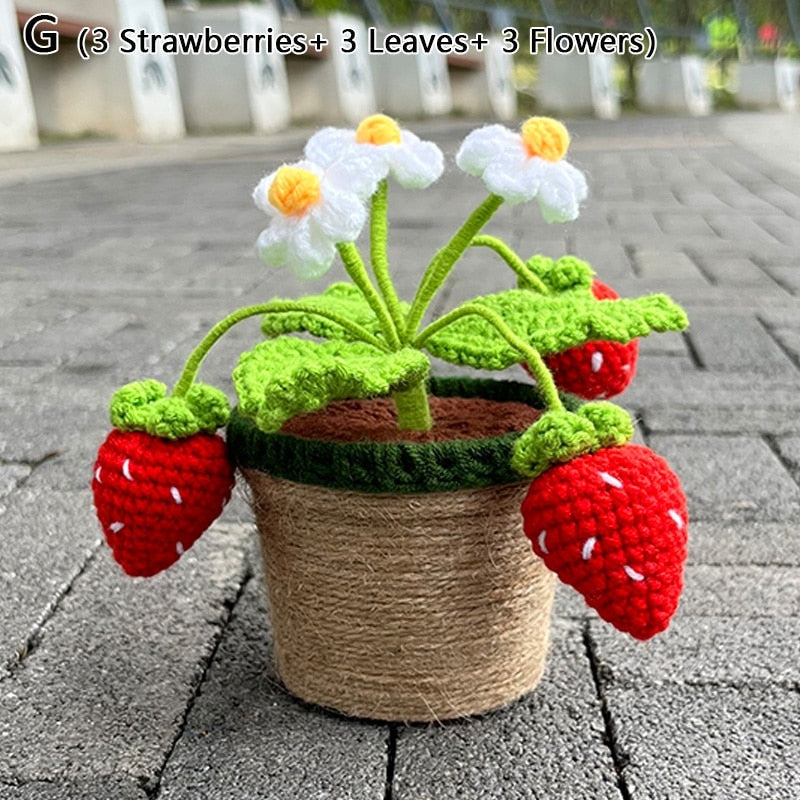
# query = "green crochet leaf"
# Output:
<box><xmin>521</xmin><ymin>254</ymin><xmax>595</xmax><ymax>293</ymax></box>
<box><xmin>259</xmin><ymin>282</ymin><xmax>407</xmax><ymax>341</ymax></box>
<box><xmin>233</xmin><ymin>338</ymin><xmax>431</xmax><ymax>433</ymax></box>
<box><xmin>424</xmin><ymin>290</ymin><xmax>688</xmax><ymax>371</ymax></box>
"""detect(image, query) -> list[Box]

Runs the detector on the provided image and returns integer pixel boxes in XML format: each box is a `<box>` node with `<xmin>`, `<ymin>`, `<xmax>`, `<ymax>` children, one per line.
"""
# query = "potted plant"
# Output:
<box><xmin>91</xmin><ymin>114</ymin><xmax>689</xmax><ymax>722</ymax></box>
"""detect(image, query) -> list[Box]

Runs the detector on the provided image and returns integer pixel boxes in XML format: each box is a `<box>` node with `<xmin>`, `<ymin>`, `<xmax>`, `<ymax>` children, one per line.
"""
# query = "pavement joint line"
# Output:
<box><xmin>384</xmin><ymin>725</ymin><xmax>399</xmax><ymax>800</ymax></box>
<box><xmin>622</xmin><ymin>244</ymin><xmax>639</xmax><ymax>277</ymax></box>
<box><xmin>148</xmin><ymin>570</ymin><xmax>254</xmax><ymax>800</ymax></box>
<box><xmin>762</xmin><ymin>434</ymin><xmax>800</xmax><ymax>487</ymax></box>
<box><xmin>608</xmin><ymin>676</ymin><xmax>800</xmax><ymax>692</ymax></box>
<box><xmin>680</xmin><ymin>247</ymin><xmax>718</xmax><ymax>286</ymax></box>
<box><xmin>2</xmin><ymin>539</ymin><xmax>103</xmax><ymax>680</ymax></box>
<box><xmin>758</xmin><ymin>316</ymin><xmax>800</xmax><ymax>371</ymax></box>
<box><xmin>582</xmin><ymin>620</ymin><xmax>633</xmax><ymax>800</ymax></box>
<box><xmin>680</xmin><ymin>331</ymin><xmax>706</xmax><ymax>370</ymax></box>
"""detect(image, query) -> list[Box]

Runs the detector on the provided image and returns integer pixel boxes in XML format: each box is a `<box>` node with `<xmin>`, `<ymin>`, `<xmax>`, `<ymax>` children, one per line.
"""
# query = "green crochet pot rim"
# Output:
<box><xmin>226</xmin><ymin>377</ymin><xmax>583</xmax><ymax>494</ymax></box>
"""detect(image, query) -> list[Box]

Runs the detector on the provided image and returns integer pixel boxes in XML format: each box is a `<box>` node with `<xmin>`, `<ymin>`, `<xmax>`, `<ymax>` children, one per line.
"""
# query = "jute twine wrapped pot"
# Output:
<box><xmin>228</xmin><ymin>377</ymin><xmax>582</xmax><ymax>722</ymax></box>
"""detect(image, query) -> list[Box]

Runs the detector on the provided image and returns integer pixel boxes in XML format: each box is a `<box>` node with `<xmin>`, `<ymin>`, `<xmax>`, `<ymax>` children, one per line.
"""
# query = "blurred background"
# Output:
<box><xmin>1</xmin><ymin>0</ymin><xmax>798</xmax><ymax>151</ymax></box>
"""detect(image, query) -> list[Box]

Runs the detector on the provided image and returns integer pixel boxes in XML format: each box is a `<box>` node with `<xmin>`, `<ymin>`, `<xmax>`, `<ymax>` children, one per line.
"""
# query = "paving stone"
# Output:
<box><xmin>0</xmin><ymin>489</ymin><xmax>100</xmax><ymax>674</ymax></box>
<box><xmin>680</xmin><ymin>565</ymin><xmax>800</xmax><ymax>617</ymax></box>
<box><xmin>688</xmin><ymin>254</ymin><xmax>777</xmax><ymax>288</ymax></box>
<box><xmin>0</xmin><ymin>526</ymin><xmax>249</xmax><ymax>792</ymax></box>
<box><xmin>637</xmin><ymin>185</ymin><xmax>681</xmax><ymax>206</ymax></box>
<box><xmin>704</xmin><ymin>213</ymin><xmax>785</xmax><ymax>246</ymax></box>
<box><xmin>392</xmin><ymin>620</ymin><xmax>620</xmax><ymax>800</ymax></box>
<box><xmin>647</xmin><ymin>434</ymin><xmax>800</xmax><ymax>522</ymax></box>
<box><xmin>688</xmin><ymin>520</ymin><xmax>800</xmax><ymax>566</ymax></box>
<box><xmin>0</xmin><ymin>302</ymin><xmax>81</xmax><ymax>352</ymax></box>
<box><xmin>0</xmin><ymin>392</ymin><xmax>109</xmax><ymax>464</ymax></box>
<box><xmin>1</xmin><ymin>779</ymin><xmax>147</xmax><ymax>800</ymax></box>
<box><xmin>767</xmin><ymin>264</ymin><xmax>800</xmax><ymax>295</ymax></box>
<box><xmin>774</xmin><ymin>436</ymin><xmax>800</xmax><ymax>482</ymax></box>
<box><xmin>685</xmin><ymin>311</ymin><xmax>795</xmax><ymax>372</ymax></box>
<box><xmin>592</xmin><ymin>616</ymin><xmax>800</xmax><ymax>689</ymax></box>
<box><xmin>616</xmin><ymin>279</ymin><xmax>794</xmax><ymax>309</ymax></box>
<box><xmin>0</xmin><ymin>464</ymin><xmax>31</xmax><ymax>498</ymax></box>
<box><xmin>631</xmin><ymin>250</ymin><xmax>709</xmax><ymax>283</ymax></box>
<box><xmin>608</xmin><ymin>210</ymin><xmax>662</xmax><ymax>236</ymax></box>
<box><xmin>656</xmin><ymin>211</ymin><xmax>716</xmax><ymax>237</ymax></box>
<box><xmin>157</xmin><ymin>579</ymin><xmax>388</xmax><ymax>800</ymax></box>
<box><xmin>671</xmin><ymin>187</ymin><xmax>730</xmax><ymax>210</ymax></box>
<box><xmin>756</xmin><ymin>184</ymin><xmax>800</xmax><ymax>219</ymax></box>
<box><xmin>756</xmin><ymin>214</ymin><xmax>800</xmax><ymax>247</ymax></box>
<box><xmin>606</xmin><ymin>685</ymin><xmax>799</xmax><ymax>799</ymax></box>
<box><xmin>0</xmin><ymin>279</ymin><xmax>48</xmax><ymax>314</ymax></box>
<box><xmin>766</xmin><ymin>326</ymin><xmax>800</xmax><ymax>367</ymax></box>
<box><xmin>552</xmin><ymin>582</ymin><xmax>598</xmax><ymax>622</ymax></box>
<box><xmin>0</xmin><ymin>309</ymin><xmax>136</xmax><ymax>366</ymax></box>
<box><xmin>643</xmin><ymin>406</ymin><xmax>800</xmax><ymax>436</ymax></box>
<box><xmin>635</xmin><ymin>329</ymin><xmax>690</xmax><ymax>356</ymax></box>
<box><xmin>621</xmin><ymin>361</ymin><xmax>800</xmax><ymax>420</ymax></box>
<box><xmin>569</xmin><ymin>239</ymin><xmax>633</xmax><ymax>281</ymax></box>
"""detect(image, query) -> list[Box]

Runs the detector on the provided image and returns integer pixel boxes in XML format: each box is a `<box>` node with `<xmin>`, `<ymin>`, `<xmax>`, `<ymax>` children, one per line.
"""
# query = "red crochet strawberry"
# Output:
<box><xmin>92</xmin><ymin>429</ymin><xmax>234</xmax><ymax>577</ymax></box>
<box><xmin>521</xmin><ymin>443</ymin><xmax>688</xmax><ymax>639</ymax></box>
<box><xmin>544</xmin><ymin>280</ymin><xmax>639</xmax><ymax>399</ymax></box>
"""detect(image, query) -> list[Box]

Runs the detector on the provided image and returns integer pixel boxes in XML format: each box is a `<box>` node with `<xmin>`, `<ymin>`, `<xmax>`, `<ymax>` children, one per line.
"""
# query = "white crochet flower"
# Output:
<box><xmin>305</xmin><ymin>114</ymin><xmax>444</xmax><ymax>189</ymax></box>
<box><xmin>253</xmin><ymin>158</ymin><xmax>380</xmax><ymax>280</ymax></box>
<box><xmin>456</xmin><ymin>117</ymin><xmax>588</xmax><ymax>222</ymax></box>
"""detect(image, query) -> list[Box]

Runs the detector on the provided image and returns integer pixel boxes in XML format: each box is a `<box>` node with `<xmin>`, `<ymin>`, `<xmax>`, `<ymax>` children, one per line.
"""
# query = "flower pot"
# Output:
<box><xmin>227</xmin><ymin>378</ymin><xmax>581</xmax><ymax>721</ymax></box>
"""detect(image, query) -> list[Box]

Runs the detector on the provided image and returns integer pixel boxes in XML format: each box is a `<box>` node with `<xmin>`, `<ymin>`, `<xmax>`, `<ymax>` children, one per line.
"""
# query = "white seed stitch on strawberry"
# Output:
<box><xmin>669</xmin><ymin>509</ymin><xmax>685</xmax><ymax>528</ymax></box>
<box><xmin>599</xmin><ymin>471</ymin><xmax>623</xmax><ymax>489</ymax></box>
<box><xmin>122</xmin><ymin>459</ymin><xmax>134</xmax><ymax>481</ymax></box>
<box><xmin>170</xmin><ymin>486</ymin><xmax>183</xmax><ymax>505</ymax></box>
<box><xmin>109</xmin><ymin>522</ymin><xmax>125</xmax><ymax>533</ymax></box>
<box><xmin>538</xmin><ymin>530</ymin><xmax>549</xmax><ymax>554</ymax></box>
<box><xmin>624</xmin><ymin>565</ymin><xmax>646</xmax><ymax>582</ymax></box>
<box><xmin>591</xmin><ymin>352</ymin><xmax>603</xmax><ymax>373</ymax></box>
<box><xmin>582</xmin><ymin>537</ymin><xmax>597</xmax><ymax>560</ymax></box>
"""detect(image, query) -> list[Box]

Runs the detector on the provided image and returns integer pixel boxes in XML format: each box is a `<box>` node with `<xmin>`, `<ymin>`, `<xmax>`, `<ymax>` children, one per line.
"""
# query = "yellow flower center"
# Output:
<box><xmin>521</xmin><ymin>117</ymin><xmax>570</xmax><ymax>162</ymax></box>
<box><xmin>268</xmin><ymin>166</ymin><xmax>322</xmax><ymax>216</ymax></box>
<box><xmin>355</xmin><ymin>114</ymin><xmax>402</xmax><ymax>146</ymax></box>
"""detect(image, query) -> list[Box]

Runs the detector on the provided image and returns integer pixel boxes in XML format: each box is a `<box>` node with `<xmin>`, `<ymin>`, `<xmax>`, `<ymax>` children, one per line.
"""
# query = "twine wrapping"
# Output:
<box><xmin>244</xmin><ymin>471</ymin><xmax>556</xmax><ymax>722</ymax></box>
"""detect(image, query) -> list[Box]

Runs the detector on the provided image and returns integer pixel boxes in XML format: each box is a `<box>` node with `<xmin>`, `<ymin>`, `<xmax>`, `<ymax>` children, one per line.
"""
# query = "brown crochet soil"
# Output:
<box><xmin>280</xmin><ymin>396</ymin><xmax>542</xmax><ymax>444</ymax></box>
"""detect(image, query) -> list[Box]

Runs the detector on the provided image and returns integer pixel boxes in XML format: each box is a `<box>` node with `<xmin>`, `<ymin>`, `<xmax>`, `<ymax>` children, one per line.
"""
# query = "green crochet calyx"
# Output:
<box><xmin>110</xmin><ymin>380</ymin><xmax>230</xmax><ymax>439</ymax></box>
<box><xmin>511</xmin><ymin>402</ymin><xmax>634</xmax><ymax>478</ymax></box>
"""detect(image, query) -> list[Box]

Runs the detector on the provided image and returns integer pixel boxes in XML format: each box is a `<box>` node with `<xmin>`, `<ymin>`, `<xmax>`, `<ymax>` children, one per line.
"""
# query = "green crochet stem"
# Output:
<box><xmin>393</xmin><ymin>379</ymin><xmax>433</xmax><ymax>430</ymax></box>
<box><xmin>414</xmin><ymin>303</ymin><xmax>564</xmax><ymax>414</ymax></box>
<box><xmin>337</xmin><ymin>242</ymin><xmax>401</xmax><ymax>350</ymax></box>
<box><xmin>172</xmin><ymin>301</ymin><xmax>389</xmax><ymax>398</ymax></box>
<box><xmin>405</xmin><ymin>194</ymin><xmax>504</xmax><ymax>340</ymax></box>
<box><xmin>370</xmin><ymin>180</ymin><xmax>407</xmax><ymax>340</ymax></box>
<box><xmin>471</xmin><ymin>235</ymin><xmax>550</xmax><ymax>295</ymax></box>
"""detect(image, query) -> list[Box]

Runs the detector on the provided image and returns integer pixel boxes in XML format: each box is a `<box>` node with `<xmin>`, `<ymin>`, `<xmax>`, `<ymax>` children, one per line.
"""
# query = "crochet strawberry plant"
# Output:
<box><xmin>92</xmin><ymin>114</ymin><xmax>689</xmax><ymax>638</ymax></box>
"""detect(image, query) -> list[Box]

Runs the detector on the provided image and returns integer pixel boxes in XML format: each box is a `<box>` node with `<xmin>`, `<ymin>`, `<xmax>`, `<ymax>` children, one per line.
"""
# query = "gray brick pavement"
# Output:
<box><xmin>1</xmin><ymin>112</ymin><xmax>799</xmax><ymax>799</ymax></box>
